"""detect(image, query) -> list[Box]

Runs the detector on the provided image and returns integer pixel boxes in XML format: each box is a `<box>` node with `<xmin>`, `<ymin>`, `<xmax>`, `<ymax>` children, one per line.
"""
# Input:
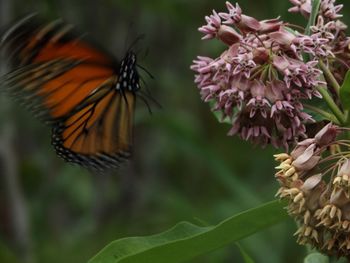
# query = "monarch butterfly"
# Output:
<box><xmin>0</xmin><ymin>14</ymin><xmax>152</xmax><ymax>172</ymax></box>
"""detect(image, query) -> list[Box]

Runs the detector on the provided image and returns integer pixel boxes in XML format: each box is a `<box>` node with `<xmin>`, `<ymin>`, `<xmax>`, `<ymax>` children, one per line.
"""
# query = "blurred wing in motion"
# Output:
<box><xmin>0</xmin><ymin>14</ymin><xmax>141</xmax><ymax>171</ymax></box>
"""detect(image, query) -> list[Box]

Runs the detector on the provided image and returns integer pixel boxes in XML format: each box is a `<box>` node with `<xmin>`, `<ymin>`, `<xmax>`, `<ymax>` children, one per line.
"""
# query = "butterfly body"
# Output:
<box><xmin>117</xmin><ymin>52</ymin><xmax>140</xmax><ymax>92</ymax></box>
<box><xmin>0</xmin><ymin>14</ymin><xmax>146</xmax><ymax>172</ymax></box>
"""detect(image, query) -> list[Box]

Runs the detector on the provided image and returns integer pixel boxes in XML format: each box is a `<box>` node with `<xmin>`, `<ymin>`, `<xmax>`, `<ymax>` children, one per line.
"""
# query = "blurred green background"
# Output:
<box><xmin>0</xmin><ymin>0</ymin><xmax>349</xmax><ymax>262</ymax></box>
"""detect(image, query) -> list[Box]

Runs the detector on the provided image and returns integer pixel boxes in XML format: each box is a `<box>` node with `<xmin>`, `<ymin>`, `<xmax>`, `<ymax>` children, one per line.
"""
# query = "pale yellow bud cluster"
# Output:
<box><xmin>275</xmin><ymin>151</ymin><xmax>350</xmax><ymax>257</ymax></box>
<box><xmin>273</xmin><ymin>123</ymin><xmax>350</xmax><ymax>257</ymax></box>
<box><xmin>274</xmin><ymin>153</ymin><xmax>299</xmax><ymax>182</ymax></box>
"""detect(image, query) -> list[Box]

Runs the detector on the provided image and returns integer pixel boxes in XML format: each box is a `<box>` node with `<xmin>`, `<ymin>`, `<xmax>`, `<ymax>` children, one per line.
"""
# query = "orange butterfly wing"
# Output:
<box><xmin>2</xmin><ymin>14</ymin><xmax>117</xmax><ymax>121</ymax></box>
<box><xmin>53</xmin><ymin>88</ymin><xmax>135</xmax><ymax>170</ymax></box>
<box><xmin>1</xmin><ymin>15</ymin><xmax>139</xmax><ymax>171</ymax></box>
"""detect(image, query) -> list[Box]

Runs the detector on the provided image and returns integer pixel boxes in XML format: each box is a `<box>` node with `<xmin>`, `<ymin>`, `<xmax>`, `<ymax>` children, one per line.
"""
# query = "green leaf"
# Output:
<box><xmin>304</xmin><ymin>253</ymin><xmax>329</xmax><ymax>263</ymax></box>
<box><xmin>236</xmin><ymin>243</ymin><xmax>255</xmax><ymax>263</ymax></box>
<box><xmin>305</xmin><ymin>0</ymin><xmax>321</xmax><ymax>35</ymax></box>
<box><xmin>88</xmin><ymin>200</ymin><xmax>289</xmax><ymax>263</ymax></box>
<box><xmin>339</xmin><ymin>70</ymin><xmax>350</xmax><ymax>111</ymax></box>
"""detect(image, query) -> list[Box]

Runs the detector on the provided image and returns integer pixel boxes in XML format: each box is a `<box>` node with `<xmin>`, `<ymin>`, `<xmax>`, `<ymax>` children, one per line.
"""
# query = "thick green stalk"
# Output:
<box><xmin>304</xmin><ymin>104</ymin><xmax>340</xmax><ymax>125</ymax></box>
<box><xmin>319</xmin><ymin>60</ymin><xmax>341</xmax><ymax>96</ymax></box>
<box><xmin>317</xmin><ymin>86</ymin><xmax>346</xmax><ymax>125</ymax></box>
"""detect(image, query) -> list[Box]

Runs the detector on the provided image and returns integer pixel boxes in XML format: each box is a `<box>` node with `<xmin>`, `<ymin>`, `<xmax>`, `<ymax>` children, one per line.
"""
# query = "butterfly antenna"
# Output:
<box><xmin>123</xmin><ymin>21</ymin><xmax>134</xmax><ymax>54</ymax></box>
<box><xmin>138</xmin><ymin>90</ymin><xmax>162</xmax><ymax>109</ymax></box>
<box><xmin>134</xmin><ymin>45</ymin><xmax>150</xmax><ymax>61</ymax></box>
<box><xmin>142</xmin><ymin>47</ymin><xmax>150</xmax><ymax>60</ymax></box>
<box><xmin>137</xmin><ymin>93</ymin><xmax>153</xmax><ymax>114</ymax></box>
<box><xmin>139</xmin><ymin>74</ymin><xmax>157</xmax><ymax>101</ymax></box>
<box><xmin>127</xmin><ymin>34</ymin><xmax>145</xmax><ymax>54</ymax></box>
<box><xmin>137</xmin><ymin>64</ymin><xmax>154</xmax><ymax>79</ymax></box>
<box><xmin>139</xmin><ymin>75</ymin><xmax>153</xmax><ymax>99</ymax></box>
<box><xmin>138</xmin><ymin>73</ymin><xmax>161</xmax><ymax>109</ymax></box>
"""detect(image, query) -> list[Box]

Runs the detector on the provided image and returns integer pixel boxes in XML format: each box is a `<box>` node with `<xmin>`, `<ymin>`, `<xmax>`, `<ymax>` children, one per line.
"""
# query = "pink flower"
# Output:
<box><xmin>231</xmin><ymin>52</ymin><xmax>256</xmax><ymax>78</ymax></box>
<box><xmin>192</xmin><ymin>1</ymin><xmax>347</xmax><ymax>149</ymax></box>
<box><xmin>272</xmin><ymin>56</ymin><xmax>324</xmax><ymax>97</ymax></box>
<box><xmin>199</xmin><ymin>10</ymin><xmax>222</xmax><ymax>40</ymax></box>
<box><xmin>289</xmin><ymin>0</ymin><xmax>344</xmax><ymax>20</ymax></box>
<box><xmin>295</xmin><ymin>34</ymin><xmax>334</xmax><ymax>58</ymax></box>
<box><xmin>219</xmin><ymin>2</ymin><xmax>242</xmax><ymax>25</ymax></box>
<box><xmin>219</xmin><ymin>2</ymin><xmax>260</xmax><ymax>33</ymax></box>
<box><xmin>288</xmin><ymin>0</ymin><xmax>312</xmax><ymax>18</ymax></box>
<box><xmin>247</xmin><ymin>80</ymin><xmax>270</xmax><ymax>118</ymax></box>
<box><xmin>198</xmin><ymin>9</ymin><xmax>242</xmax><ymax>45</ymax></box>
<box><xmin>320</xmin><ymin>0</ymin><xmax>343</xmax><ymax>19</ymax></box>
<box><xmin>310</xmin><ymin>15</ymin><xmax>335</xmax><ymax>40</ymax></box>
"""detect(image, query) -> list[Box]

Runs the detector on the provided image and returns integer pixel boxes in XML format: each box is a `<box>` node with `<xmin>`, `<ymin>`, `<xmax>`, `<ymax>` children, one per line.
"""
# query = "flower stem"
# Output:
<box><xmin>319</xmin><ymin>60</ymin><xmax>341</xmax><ymax>96</ymax></box>
<box><xmin>304</xmin><ymin>104</ymin><xmax>340</xmax><ymax>125</ymax></box>
<box><xmin>317</xmin><ymin>86</ymin><xmax>346</xmax><ymax>125</ymax></box>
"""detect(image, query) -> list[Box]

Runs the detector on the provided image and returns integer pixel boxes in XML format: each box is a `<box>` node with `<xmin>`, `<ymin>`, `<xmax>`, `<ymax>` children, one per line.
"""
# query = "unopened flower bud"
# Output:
<box><xmin>237</xmin><ymin>14</ymin><xmax>261</xmax><ymax>33</ymax></box>
<box><xmin>252</xmin><ymin>47</ymin><xmax>269</xmax><ymax>64</ymax></box>
<box><xmin>292</xmin><ymin>144</ymin><xmax>320</xmax><ymax>171</ymax></box>
<box><xmin>217</xmin><ymin>25</ymin><xmax>242</xmax><ymax>45</ymax></box>
<box><xmin>269</xmin><ymin>28</ymin><xmax>296</xmax><ymax>47</ymax></box>
<box><xmin>259</xmin><ymin>17</ymin><xmax>283</xmax><ymax>33</ymax></box>
<box><xmin>314</xmin><ymin>123</ymin><xmax>337</xmax><ymax>146</ymax></box>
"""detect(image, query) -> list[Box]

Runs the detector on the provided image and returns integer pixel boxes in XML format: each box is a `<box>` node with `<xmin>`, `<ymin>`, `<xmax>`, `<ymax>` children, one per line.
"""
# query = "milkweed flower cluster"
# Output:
<box><xmin>192</xmin><ymin>0</ymin><xmax>350</xmax><ymax>258</ymax></box>
<box><xmin>272</xmin><ymin>0</ymin><xmax>350</xmax><ymax>257</ymax></box>
<box><xmin>274</xmin><ymin>123</ymin><xmax>350</xmax><ymax>257</ymax></box>
<box><xmin>191</xmin><ymin>0</ymin><xmax>349</xmax><ymax>149</ymax></box>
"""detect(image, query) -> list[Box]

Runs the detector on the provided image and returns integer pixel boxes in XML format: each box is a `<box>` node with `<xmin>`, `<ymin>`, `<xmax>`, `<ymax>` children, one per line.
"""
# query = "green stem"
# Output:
<box><xmin>304</xmin><ymin>104</ymin><xmax>340</xmax><ymax>125</ymax></box>
<box><xmin>250</xmin><ymin>65</ymin><xmax>267</xmax><ymax>81</ymax></box>
<box><xmin>316</xmin><ymin>86</ymin><xmax>346</xmax><ymax>125</ymax></box>
<box><xmin>319</xmin><ymin>60</ymin><xmax>341</xmax><ymax>96</ymax></box>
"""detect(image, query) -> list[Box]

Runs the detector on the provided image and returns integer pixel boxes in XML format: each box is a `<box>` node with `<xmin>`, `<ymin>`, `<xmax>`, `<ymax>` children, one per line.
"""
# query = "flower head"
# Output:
<box><xmin>192</xmin><ymin>0</ymin><xmax>350</xmax><ymax>149</ymax></box>
<box><xmin>194</xmin><ymin>0</ymin><xmax>350</xmax><ymax>258</ymax></box>
<box><xmin>191</xmin><ymin>2</ymin><xmax>331</xmax><ymax>149</ymax></box>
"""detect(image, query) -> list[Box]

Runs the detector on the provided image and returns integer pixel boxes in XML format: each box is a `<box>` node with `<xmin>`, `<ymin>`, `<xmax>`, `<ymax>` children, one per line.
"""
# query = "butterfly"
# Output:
<box><xmin>0</xmin><ymin>14</ymin><xmax>152</xmax><ymax>172</ymax></box>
